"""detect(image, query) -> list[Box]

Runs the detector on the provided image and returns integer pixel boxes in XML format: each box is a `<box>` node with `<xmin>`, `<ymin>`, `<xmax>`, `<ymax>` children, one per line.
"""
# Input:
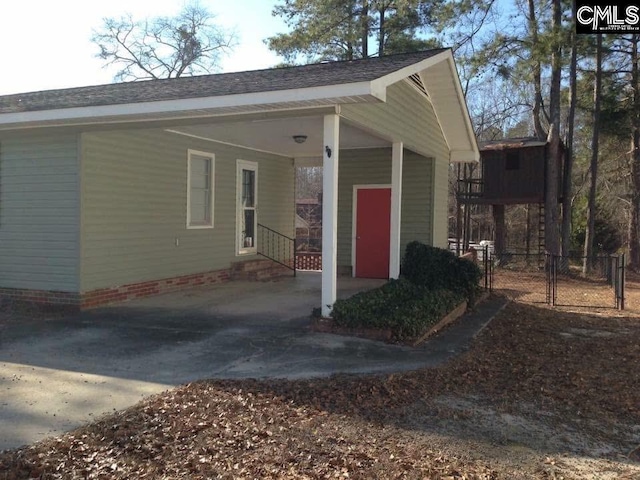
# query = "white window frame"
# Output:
<box><xmin>186</xmin><ymin>149</ymin><xmax>215</xmax><ymax>229</ymax></box>
<box><xmin>236</xmin><ymin>159</ymin><xmax>259</xmax><ymax>255</ymax></box>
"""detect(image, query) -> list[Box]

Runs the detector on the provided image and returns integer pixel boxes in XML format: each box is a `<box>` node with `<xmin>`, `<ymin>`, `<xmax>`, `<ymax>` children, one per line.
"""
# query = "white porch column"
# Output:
<box><xmin>389</xmin><ymin>142</ymin><xmax>403</xmax><ymax>279</ymax></box>
<box><xmin>321</xmin><ymin>114</ymin><xmax>340</xmax><ymax>317</ymax></box>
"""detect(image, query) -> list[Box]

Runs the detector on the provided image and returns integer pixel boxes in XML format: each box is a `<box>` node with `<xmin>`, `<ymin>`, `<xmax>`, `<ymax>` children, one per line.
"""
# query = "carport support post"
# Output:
<box><xmin>321</xmin><ymin>114</ymin><xmax>340</xmax><ymax>317</ymax></box>
<box><xmin>389</xmin><ymin>142</ymin><xmax>403</xmax><ymax>279</ymax></box>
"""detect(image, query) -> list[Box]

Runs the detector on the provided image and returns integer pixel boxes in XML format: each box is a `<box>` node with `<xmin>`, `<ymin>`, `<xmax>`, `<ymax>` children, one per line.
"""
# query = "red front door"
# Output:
<box><xmin>355</xmin><ymin>188</ymin><xmax>391</xmax><ymax>279</ymax></box>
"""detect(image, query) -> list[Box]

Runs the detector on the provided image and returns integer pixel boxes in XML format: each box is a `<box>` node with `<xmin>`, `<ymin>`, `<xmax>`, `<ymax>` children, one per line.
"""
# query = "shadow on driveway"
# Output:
<box><xmin>0</xmin><ymin>272</ymin><xmax>505</xmax><ymax>451</ymax></box>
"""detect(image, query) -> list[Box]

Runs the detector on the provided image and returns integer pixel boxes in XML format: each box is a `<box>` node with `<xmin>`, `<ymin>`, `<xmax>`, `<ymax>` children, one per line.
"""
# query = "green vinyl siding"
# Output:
<box><xmin>402</xmin><ymin>153</ymin><xmax>435</xmax><ymax>248</ymax></box>
<box><xmin>337</xmin><ymin>148</ymin><xmax>434</xmax><ymax>270</ymax></box>
<box><xmin>431</xmin><ymin>156</ymin><xmax>449</xmax><ymax>248</ymax></box>
<box><xmin>80</xmin><ymin>129</ymin><xmax>294</xmax><ymax>292</ymax></box>
<box><xmin>341</xmin><ymin>81</ymin><xmax>450</xmax><ymax>250</ymax></box>
<box><xmin>0</xmin><ymin>133</ymin><xmax>80</xmax><ymax>291</ymax></box>
<box><xmin>341</xmin><ymin>81</ymin><xmax>449</xmax><ymax>162</ymax></box>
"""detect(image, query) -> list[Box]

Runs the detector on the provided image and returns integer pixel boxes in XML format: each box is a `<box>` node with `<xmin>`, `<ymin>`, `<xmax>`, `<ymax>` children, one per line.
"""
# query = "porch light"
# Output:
<box><xmin>292</xmin><ymin>135</ymin><xmax>308</xmax><ymax>144</ymax></box>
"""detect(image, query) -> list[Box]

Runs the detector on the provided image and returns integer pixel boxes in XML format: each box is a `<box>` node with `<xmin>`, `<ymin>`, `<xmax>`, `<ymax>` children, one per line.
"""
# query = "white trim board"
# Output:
<box><xmin>236</xmin><ymin>159</ymin><xmax>259</xmax><ymax>256</ymax></box>
<box><xmin>167</xmin><ymin>129</ymin><xmax>293</xmax><ymax>159</ymax></box>
<box><xmin>186</xmin><ymin>149</ymin><xmax>215</xmax><ymax>229</ymax></box>
<box><xmin>0</xmin><ymin>82</ymin><xmax>380</xmax><ymax>128</ymax></box>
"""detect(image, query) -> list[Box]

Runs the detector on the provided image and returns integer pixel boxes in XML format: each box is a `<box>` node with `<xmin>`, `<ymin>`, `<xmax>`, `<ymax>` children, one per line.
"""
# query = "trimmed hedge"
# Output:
<box><xmin>402</xmin><ymin>241</ymin><xmax>482</xmax><ymax>303</ymax></box>
<box><xmin>330</xmin><ymin>279</ymin><xmax>464</xmax><ymax>341</ymax></box>
<box><xmin>324</xmin><ymin>242</ymin><xmax>482</xmax><ymax>342</ymax></box>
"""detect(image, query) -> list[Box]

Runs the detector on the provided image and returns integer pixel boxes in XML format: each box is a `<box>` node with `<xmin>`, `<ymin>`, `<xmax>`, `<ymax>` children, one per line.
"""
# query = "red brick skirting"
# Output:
<box><xmin>0</xmin><ymin>268</ymin><xmax>231</xmax><ymax>311</ymax></box>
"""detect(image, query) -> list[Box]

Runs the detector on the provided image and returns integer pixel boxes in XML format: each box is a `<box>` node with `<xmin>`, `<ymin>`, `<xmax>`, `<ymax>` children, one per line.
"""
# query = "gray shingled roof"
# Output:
<box><xmin>0</xmin><ymin>49</ymin><xmax>447</xmax><ymax>114</ymax></box>
<box><xmin>479</xmin><ymin>137</ymin><xmax>547</xmax><ymax>151</ymax></box>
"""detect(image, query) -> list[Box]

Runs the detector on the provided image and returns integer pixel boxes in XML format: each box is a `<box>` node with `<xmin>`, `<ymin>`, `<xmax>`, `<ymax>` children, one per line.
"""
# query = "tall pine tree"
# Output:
<box><xmin>267</xmin><ymin>0</ymin><xmax>440</xmax><ymax>62</ymax></box>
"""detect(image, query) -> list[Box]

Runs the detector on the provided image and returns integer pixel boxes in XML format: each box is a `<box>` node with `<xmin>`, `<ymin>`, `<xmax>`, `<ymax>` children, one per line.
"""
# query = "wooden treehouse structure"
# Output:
<box><xmin>455</xmin><ymin>137</ymin><xmax>563</xmax><ymax>257</ymax></box>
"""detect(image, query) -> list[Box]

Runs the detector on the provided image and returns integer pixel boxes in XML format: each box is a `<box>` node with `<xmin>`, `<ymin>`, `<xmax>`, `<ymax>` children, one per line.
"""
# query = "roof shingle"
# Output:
<box><xmin>0</xmin><ymin>49</ymin><xmax>448</xmax><ymax>114</ymax></box>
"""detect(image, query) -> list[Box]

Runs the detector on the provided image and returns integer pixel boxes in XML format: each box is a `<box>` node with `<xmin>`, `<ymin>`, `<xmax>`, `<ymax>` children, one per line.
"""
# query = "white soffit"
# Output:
<box><xmin>170</xmin><ymin>116</ymin><xmax>390</xmax><ymax>158</ymax></box>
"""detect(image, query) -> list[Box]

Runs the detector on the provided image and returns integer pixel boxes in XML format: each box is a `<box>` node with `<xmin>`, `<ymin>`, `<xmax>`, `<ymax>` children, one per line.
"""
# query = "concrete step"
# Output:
<box><xmin>231</xmin><ymin>259</ymin><xmax>273</xmax><ymax>273</ymax></box>
<box><xmin>231</xmin><ymin>259</ymin><xmax>294</xmax><ymax>281</ymax></box>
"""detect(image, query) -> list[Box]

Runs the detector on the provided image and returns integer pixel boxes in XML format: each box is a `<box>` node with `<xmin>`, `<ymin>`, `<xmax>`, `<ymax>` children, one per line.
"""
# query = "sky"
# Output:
<box><xmin>0</xmin><ymin>0</ymin><xmax>287</xmax><ymax>95</ymax></box>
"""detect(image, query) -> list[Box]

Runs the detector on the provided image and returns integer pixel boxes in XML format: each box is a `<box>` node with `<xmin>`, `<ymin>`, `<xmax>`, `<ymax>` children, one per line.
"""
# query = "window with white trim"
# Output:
<box><xmin>187</xmin><ymin>150</ymin><xmax>215</xmax><ymax>229</ymax></box>
<box><xmin>236</xmin><ymin>160</ymin><xmax>258</xmax><ymax>255</ymax></box>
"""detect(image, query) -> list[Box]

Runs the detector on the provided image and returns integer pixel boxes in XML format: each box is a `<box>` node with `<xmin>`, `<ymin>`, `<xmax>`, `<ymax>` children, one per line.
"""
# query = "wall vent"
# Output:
<box><xmin>407</xmin><ymin>73</ymin><xmax>428</xmax><ymax>97</ymax></box>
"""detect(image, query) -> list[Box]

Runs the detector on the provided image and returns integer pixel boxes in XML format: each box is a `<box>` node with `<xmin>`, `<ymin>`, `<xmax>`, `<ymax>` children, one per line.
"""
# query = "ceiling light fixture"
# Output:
<box><xmin>292</xmin><ymin>135</ymin><xmax>308</xmax><ymax>144</ymax></box>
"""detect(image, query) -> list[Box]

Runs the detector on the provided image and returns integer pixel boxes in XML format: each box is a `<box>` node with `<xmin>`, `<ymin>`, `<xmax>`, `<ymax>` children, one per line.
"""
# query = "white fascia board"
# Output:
<box><xmin>371</xmin><ymin>50</ymin><xmax>480</xmax><ymax>162</ymax></box>
<box><xmin>371</xmin><ymin>50</ymin><xmax>480</xmax><ymax>164</ymax></box>
<box><xmin>450</xmin><ymin>149</ymin><xmax>480</xmax><ymax>163</ymax></box>
<box><xmin>445</xmin><ymin>55</ymin><xmax>480</xmax><ymax>161</ymax></box>
<box><xmin>369</xmin><ymin>50</ymin><xmax>451</xmax><ymax>93</ymax></box>
<box><xmin>0</xmin><ymin>81</ymin><xmax>377</xmax><ymax>127</ymax></box>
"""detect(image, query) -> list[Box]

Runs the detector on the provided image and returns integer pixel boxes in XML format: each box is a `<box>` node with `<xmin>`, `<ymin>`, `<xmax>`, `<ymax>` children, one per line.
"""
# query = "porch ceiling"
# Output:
<box><xmin>168</xmin><ymin>115</ymin><xmax>389</xmax><ymax>158</ymax></box>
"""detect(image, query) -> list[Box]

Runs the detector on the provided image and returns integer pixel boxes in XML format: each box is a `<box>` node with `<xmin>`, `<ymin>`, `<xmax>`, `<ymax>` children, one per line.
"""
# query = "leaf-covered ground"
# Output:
<box><xmin>1</xmin><ymin>299</ymin><xmax>639</xmax><ymax>479</ymax></box>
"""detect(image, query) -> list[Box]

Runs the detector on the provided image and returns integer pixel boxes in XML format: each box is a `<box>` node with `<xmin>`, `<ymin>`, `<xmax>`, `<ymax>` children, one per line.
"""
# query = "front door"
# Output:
<box><xmin>355</xmin><ymin>187</ymin><xmax>391</xmax><ymax>279</ymax></box>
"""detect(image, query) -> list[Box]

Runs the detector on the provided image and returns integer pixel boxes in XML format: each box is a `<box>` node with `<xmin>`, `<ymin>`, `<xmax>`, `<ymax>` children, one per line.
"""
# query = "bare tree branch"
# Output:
<box><xmin>91</xmin><ymin>2</ymin><xmax>236</xmax><ymax>81</ymax></box>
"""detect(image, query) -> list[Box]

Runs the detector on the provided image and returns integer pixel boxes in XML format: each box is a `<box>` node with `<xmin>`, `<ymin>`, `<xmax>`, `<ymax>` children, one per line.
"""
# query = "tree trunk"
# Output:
<box><xmin>378</xmin><ymin>4</ymin><xmax>386</xmax><ymax>56</ymax></box>
<box><xmin>544</xmin><ymin>0</ymin><xmax>562</xmax><ymax>256</ymax></box>
<box><xmin>456</xmin><ymin>163</ymin><xmax>462</xmax><ymax>256</ymax></box>
<box><xmin>629</xmin><ymin>34</ymin><xmax>640</xmax><ymax>270</ymax></box>
<box><xmin>361</xmin><ymin>0</ymin><xmax>369</xmax><ymax>58</ymax></box>
<box><xmin>493</xmin><ymin>205</ymin><xmax>505</xmax><ymax>256</ymax></box>
<box><xmin>561</xmin><ymin>1</ymin><xmax>578</xmax><ymax>257</ymax></box>
<box><xmin>463</xmin><ymin>164</ymin><xmax>473</xmax><ymax>250</ymax></box>
<box><xmin>583</xmin><ymin>34</ymin><xmax>603</xmax><ymax>274</ymax></box>
<box><xmin>528</xmin><ymin>0</ymin><xmax>546</xmax><ymax>140</ymax></box>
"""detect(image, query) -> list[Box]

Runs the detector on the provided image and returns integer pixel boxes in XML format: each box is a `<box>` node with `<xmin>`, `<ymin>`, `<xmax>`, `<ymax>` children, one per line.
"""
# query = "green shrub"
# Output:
<box><xmin>330</xmin><ymin>279</ymin><xmax>464</xmax><ymax>341</ymax></box>
<box><xmin>401</xmin><ymin>241</ymin><xmax>482</xmax><ymax>302</ymax></box>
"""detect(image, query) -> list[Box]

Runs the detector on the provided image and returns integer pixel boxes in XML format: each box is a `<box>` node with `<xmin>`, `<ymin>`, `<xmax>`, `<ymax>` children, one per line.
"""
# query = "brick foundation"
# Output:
<box><xmin>0</xmin><ymin>288</ymin><xmax>82</xmax><ymax>307</ymax></box>
<box><xmin>0</xmin><ymin>268</ymin><xmax>231</xmax><ymax>311</ymax></box>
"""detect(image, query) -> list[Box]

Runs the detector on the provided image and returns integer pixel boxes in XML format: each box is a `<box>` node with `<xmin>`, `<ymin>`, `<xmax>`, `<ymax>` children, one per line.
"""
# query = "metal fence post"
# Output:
<box><xmin>484</xmin><ymin>244</ymin><xmax>488</xmax><ymax>290</ymax></box>
<box><xmin>552</xmin><ymin>255</ymin><xmax>557</xmax><ymax>306</ymax></box>
<box><xmin>293</xmin><ymin>238</ymin><xmax>297</xmax><ymax>277</ymax></box>
<box><xmin>489</xmin><ymin>251</ymin><xmax>493</xmax><ymax>293</ymax></box>
<box><xmin>545</xmin><ymin>253</ymin><xmax>551</xmax><ymax>305</ymax></box>
<box><xmin>621</xmin><ymin>253</ymin><xmax>626</xmax><ymax>310</ymax></box>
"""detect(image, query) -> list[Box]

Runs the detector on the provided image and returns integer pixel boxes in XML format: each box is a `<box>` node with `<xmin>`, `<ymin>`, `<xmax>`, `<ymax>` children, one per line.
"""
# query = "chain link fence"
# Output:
<box><xmin>487</xmin><ymin>252</ymin><xmax>549</xmax><ymax>304</ymax></box>
<box><xmin>487</xmin><ymin>251</ymin><xmax>625</xmax><ymax>310</ymax></box>
<box><xmin>548</xmin><ymin>254</ymin><xmax>625</xmax><ymax>309</ymax></box>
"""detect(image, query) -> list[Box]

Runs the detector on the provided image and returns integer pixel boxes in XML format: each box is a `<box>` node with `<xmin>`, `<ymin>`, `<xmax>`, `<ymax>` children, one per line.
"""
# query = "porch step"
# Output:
<box><xmin>231</xmin><ymin>259</ymin><xmax>293</xmax><ymax>281</ymax></box>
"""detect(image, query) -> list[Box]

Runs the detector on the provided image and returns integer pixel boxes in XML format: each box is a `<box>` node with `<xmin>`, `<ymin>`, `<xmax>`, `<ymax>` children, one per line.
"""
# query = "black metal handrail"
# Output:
<box><xmin>257</xmin><ymin>223</ymin><xmax>296</xmax><ymax>276</ymax></box>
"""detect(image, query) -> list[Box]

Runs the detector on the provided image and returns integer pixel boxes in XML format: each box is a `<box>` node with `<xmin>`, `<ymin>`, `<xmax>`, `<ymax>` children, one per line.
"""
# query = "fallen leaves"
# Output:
<box><xmin>1</xmin><ymin>299</ymin><xmax>639</xmax><ymax>479</ymax></box>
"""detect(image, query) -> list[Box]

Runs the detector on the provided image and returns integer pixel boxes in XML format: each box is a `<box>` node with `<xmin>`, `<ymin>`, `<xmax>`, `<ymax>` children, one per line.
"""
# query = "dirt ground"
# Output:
<box><xmin>491</xmin><ymin>262</ymin><xmax>635</xmax><ymax>313</ymax></box>
<box><xmin>1</xmin><ymin>276</ymin><xmax>639</xmax><ymax>479</ymax></box>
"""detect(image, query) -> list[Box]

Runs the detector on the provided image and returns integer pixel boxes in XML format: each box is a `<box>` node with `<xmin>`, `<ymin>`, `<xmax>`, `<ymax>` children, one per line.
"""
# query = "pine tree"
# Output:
<box><xmin>267</xmin><ymin>0</ymin><xmax>440</xmax><ymax>62</ymax></box>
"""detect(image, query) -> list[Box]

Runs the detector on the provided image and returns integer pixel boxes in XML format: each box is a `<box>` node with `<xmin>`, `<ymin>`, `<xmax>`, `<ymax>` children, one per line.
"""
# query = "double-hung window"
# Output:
<box><xmin>187</xmin><ymin>150</ymin><xmax>215</xmax><ymax>228</ymax></box>
<box><xmin>237</xmin><ymin>160</ymin><xmax>258</xmax><ymax>255</ymax></box>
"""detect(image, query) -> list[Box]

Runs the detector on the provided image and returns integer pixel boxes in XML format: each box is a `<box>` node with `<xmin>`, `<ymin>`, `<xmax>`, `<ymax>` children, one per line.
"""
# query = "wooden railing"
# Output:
<box><xmin>456</xmin><ymin>178</ymin><xmax>484</xmax><ymax>200</ymax></box>
<box><xmin>295</xmin><ymin>252</ymin><xmax>322</xmax><ymax>271</ymax></box>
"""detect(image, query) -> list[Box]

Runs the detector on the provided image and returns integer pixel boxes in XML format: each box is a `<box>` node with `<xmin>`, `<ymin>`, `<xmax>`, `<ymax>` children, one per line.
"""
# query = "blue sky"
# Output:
<box><xmin>0</xmin><ymin>0</ymin><xmax>287</xmax><ymax>95</ymax></box>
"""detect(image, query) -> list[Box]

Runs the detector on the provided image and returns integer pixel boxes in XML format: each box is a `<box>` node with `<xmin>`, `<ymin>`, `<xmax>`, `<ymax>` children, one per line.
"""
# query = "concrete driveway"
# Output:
<box><xmin>0</xmin><ymin>272</ymin><xmax>504</xmax><ymax>451</ymax></box>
